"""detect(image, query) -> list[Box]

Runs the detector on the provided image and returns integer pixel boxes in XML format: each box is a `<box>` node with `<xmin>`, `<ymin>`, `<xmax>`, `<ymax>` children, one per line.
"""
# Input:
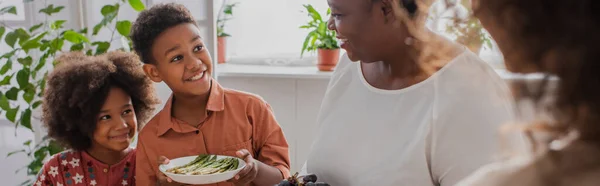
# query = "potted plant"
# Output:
<box><xmin>300</xmin><ymin>5</ymin><xmax>340</xmax><ymax>71</ymax></box>
<box><xmin>216</xmin><ymin>1</ymin><xmax>238</xmax><ymax>64</ymax></box>
<box><xmin>443</xmin><ymin>0</ymin><xmax>492</xmax><ymax>54</ymax></box>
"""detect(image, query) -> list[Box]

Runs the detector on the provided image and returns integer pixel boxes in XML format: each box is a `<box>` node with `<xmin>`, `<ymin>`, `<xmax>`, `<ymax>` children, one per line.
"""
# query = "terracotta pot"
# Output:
<box><xmin>317</xmin><ymin>48</ymin><xmax>340</xmax><ymax>71</ymax></box>
<box><xmin>217</xmin><ymin>36</ymin><xmax>227</xmax><ymax>64</ymax></box>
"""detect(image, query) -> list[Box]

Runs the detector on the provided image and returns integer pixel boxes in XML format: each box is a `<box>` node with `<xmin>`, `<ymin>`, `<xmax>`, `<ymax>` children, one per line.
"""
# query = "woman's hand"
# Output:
<box><xmin>228</xmin><ymin>149</ymin><xmax>259</xmax><ymax>186</ymax></box>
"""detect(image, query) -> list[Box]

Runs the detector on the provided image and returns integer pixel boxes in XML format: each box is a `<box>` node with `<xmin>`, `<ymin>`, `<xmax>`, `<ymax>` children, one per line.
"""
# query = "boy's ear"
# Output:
<box><xmin>380</xmin><ymin>0</ymin><xmax>397</xmax><ymax>23</ymax></box>
<box><xmin>142</xmin><ymin>64</ymin><xmax>163</xmax><ymax>83</ymax></box>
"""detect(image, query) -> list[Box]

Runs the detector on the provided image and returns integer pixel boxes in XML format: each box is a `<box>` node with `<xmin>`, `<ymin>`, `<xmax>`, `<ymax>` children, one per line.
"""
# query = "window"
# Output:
<box><xmin>219</xmin><ymin>0</ymin><xmax>504</xmax><ymax>68</ymax></box>
<box><xmin>217</xmin><ymin>0</ymin><xmax>329</xmax><ymax>64</ymax></box>
<box><xmin>0</xmin><ymin>0</ymin><xmax>26</xmax><ymax>21</ymax></box>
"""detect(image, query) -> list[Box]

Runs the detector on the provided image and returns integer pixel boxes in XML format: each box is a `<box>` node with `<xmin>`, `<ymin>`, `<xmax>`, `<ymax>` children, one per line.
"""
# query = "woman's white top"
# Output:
<box><xmin>304</xmin><ymin>51</ymin><xmax>518</xmax><ymax>186</ymax></box>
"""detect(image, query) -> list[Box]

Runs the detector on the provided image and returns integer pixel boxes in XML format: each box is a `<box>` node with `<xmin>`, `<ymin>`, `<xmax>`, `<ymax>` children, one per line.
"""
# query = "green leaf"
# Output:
<box><xmin>93</xmin><ymin>24</ymin><xmax>103</xmax><ymax>36</ymax></box>
<box><xmin>86</xmin><ymin>49</ymin><xmax>93</xmax><ymax>56</ymax></box>
<box><xmin>24</xmin><ymin>140</ymin><xmax>32</xmax><ymax>146</ymax></box>
<box><xmin>70</xmin><ymin>43</ymin><xmax>84</xmax><ymax>51</ymax></box>
<box><xmin>0</xmin><ymin>74</ymin><xmax>13</xmax><ymax>85</ymax></box>
<box><xmin>39</xmin><ymin>5</ymin><xmax>64</xmax><ymax>15</ymax></box>
<box><xmin>17</xmin><ymin>57</ymin><xmax>33</xmax><ymax>66</ymax></box>
<box><xmin>0</xmin><ymin>27</ymin><xmax>5</xmax><ymax>40</ymax></box>
<box><xmin>79</xmin><ymin>27</ymin><xmax>88</xmax><ymax>34</ymax></box>
<box><xmin>6</xmin><ymin>87</ymin><xmax>19</xmax><ymax>100</ymax></box>
<box><xmin>116</xmin><ymin>20</ymin><xmax>132</xmax><ymax>37</ymax></box>
<box><xmin>32</xmin><ymin>100</ymin><xmax>42</xmax><ymax>109</ymax></box>
<box><xmin>0</xmin><ymin>49</ymin><xmax>17</xmax><ymax>59</ymax></box>
<box><xmin>0</xmin><ymin>60</ymin><xmax>12</xmax><ymax>75</ymax></box>
<box><xmin>6</xmin><ymin>106</ymin><xmax>19</xmax><ymax>122</ymax></box>
<box><xmin>15</xmin><ymin>28</ymin><xmax>31</xmax><ymax>46</ymax></box>
<box><xmin>49</xmin><ymin>38</ymin><xmax>65</xmax><ymax>53</ymax></box>
<box><xmin>29</xmin><ymin>23</ymin><xmax>44</xmax><ymax>33</ymax></box>
<box><xmin>0</xmin><ymin>93</ymin><xmax>10</xmax><ymax>110</ymax></box>
<box><xmin>50</xmin><ymin>20</ymin><xmax>66</xmax><ymax>30</ymax></box>
<box><xmin>128</xmin><ymin>0</ymin><xmax>146</xmax><ymax>11</ymax></box>
<box><xmin>304</xmin><ymin>4</ymin><xmax>322</xmax><ymax>22</ymax></box>
<box><xmin>101</xmin><ymin>4</ymin><xmax>119</xmax><ymax>16</ymax></box>
<box><xmin>7</xmin><ymin>149</ymin><xmax>25</xmax><ymax>157</ymax></box>
<box><xmin>48</xmin><ymin>140</ymin><xmax>63</xmax><ymax>155</ymax></box>
<box><xmin>5</xmin><ymin>31</ymin><xmax>18</xmax><ymax>48</ymax></box>
<box><xmin>35</xmin><ymin>53</ymin><xmax>49</xmax><ymax>71</ymax></box>
<box><xmin>23</xmin><ymin>88</ymin><xmax>34</xmax><ymax>103</ymax></box>
<box><xmin>63</xmin><ymin>30</ymin><xmax>89</xmax><ymax>43</ymax></box>
<box><xmin>92</xmin><ymin>41</ymin><xmax>110</xmax><ymax>55</ymax></box>
<box><xmin>33</xmin><ymin>147</ymin><xmax>47</xmax><ymax>164</ymax></box>
<box><xmin>0</xmin><ymin>6</ymin><xmax>17</xmax><ymax>15</ymax></box>
<box><xmin>301</xmin><ymin>31</ymin><xmax>316</xmax><ymax>57</ymax></box>
<box><xmin>27</xmin><ymin>157</ymin><xmax>44</xmax><ymax>175</ymax></box>
<box><xmin>16</xmin><ymin>69</ymin><xmax>30</xmax><ymax>89</ymax></box>
<box><xmin>20</xmin><ymin>109</ymin><xmax>32</xmax><ymax>130</ymax></box>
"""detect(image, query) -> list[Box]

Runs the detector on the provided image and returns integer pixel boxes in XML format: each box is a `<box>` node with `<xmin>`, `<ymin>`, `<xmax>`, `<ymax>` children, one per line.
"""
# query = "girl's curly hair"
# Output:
<box><xmin>42</xmin><ymin>51</ymin><xmax>160</xmax><ymax>151</ymax></box>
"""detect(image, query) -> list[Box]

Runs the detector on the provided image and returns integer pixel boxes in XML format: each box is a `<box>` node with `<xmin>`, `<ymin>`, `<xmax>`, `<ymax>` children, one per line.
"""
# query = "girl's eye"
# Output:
<box><xmin>99</xmin><ymin>115</ymin><xmax>111</xmax><ymax>121</ymax></box>
<box><xmin>171</xmin><ymin>55</ymin><xmax>183</xmax><ymax>62</ymax></box>
<box><xmin>122</xmin><ymin>109</ymin><xmax>133</xmax><ymax>115</ymax></box>
<box><xmin>193</xmin><ymin>45</ymin><xmax>204</xmax><ymax>52</ymax></box>
<box><xmin>331</xmin><ymin>14</ymin><xmax>342</xmax><ymax>18</ymax></box>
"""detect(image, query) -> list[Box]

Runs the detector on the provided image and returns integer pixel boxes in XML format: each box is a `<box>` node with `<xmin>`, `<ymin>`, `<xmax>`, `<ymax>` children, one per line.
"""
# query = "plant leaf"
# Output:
<box><xmin>63</xmin><ymin>30</ymin><xmax>89</xmax><ymax>43</ymax></box>
<box><xmin>92</xmin><ymin>41</ymin><xmax>110</xmax><ymax>55</ymax></box>
<box><xmin>128</xmin><ymin>0</ymin><xmax>146</xmax><ymax>12</ymax></box>
<box><xmin>70</xmin><ymin>43</ymin><xmax>84</xmax><ymax>51</ymax></box>
<box><xmin>0</xmin><ymin>60</ymin><xmax>12</xmax><ymax>75</ymax></box>
<box><xmin>29</xmin><ymin>23</ymin><xmax>44</xmax><ymax>33</ymax></box>
<box><xmin>6</xmin><ymin>106</ymin><xmax>19</xmax><ymax>123</ymax></box>
<box><xmin>7</xmin><ymin>149</ymin><xmax>25</xmax><ymax>157</ymax></box>
<box><xmin>0</xmin><ymin>27</ymin><xmax>5</xmax><ymax>40</ymax></box>
<box><xmin>15</xmin><ymin>28</ymin><xmax>31</xmax><ymax>46</ymax></box>
<box><xmin>16</xmin><ymin>69</ymin><xmax>30</xmax><ymax>89</ymax></box>
<box><xmin>50</xmin><ymin>20</ymin><xmax>66</xmax><ymax>30</ymax></box>
<box><xmin>32</xmin><ymin>100</ymin><xmax>42</xmax><ymax>109</ymax></box>
<box><xmin>101</xmin><ymin>4</ymin><xmax>118</xmax><ymax>16</ymax></box>
<box><xmin>0</xmin><ymin>74</ymin><xmax>13</xmax><ymax>85</ymax></box>
<box><xmin>93</xmin><ymin>24</ymin><xmax>103</xmax><ymax>36</ymax></box>
<box><xmin>48</xmin><ymin>140</ymin><xmax>63</xmax><ymax>155</ymax></box>
<box><xmin>0</xmin><ymin>6</ymin><xmax>17</xmax><ymax>15</ymax></box>
<box><xmin>301</xmin><ymin>31</ymin><xmax>316</xmax><ymax>57</ymax></box>
<box><xmin>17</xmin><ymin>57</ymin><xmax>33</xmax><ymax>66</ymax></box>
<box><xmin>5</xmin><ymin>31</ymin><xmax>19</xmax><ymax>48</ymax></box>
<box><xmin>20</xmin><ymin>108</ymin><xmax>32</xmax><ymax>130</ymax></box>
<box><xmin>116</xmin><ymin>20</ymin><xmax>132</xmax><ymax>37</ymax></box>
<box><xmin>304</xmin><ymin>4</ymin><xmax>322</xmax><ymax>22</ymax></box>
<box><xmin>6</xmin><ymin>87</ymin><xmax>19</xmax><ymax>100</ymax></box>
<box><xmin>23</xmin><ymin>87</ymin><xmax>34</xmax><ymax>103</ymax></box>
<box><xmin>0</xmin><ymin>93</ymin><xmax>10</xmax><ymax>110</ymax></box>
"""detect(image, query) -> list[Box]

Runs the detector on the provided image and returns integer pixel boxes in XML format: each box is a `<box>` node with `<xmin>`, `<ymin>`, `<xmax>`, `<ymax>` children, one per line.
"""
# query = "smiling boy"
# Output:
<box><xmin>131</xmin><ymin>3</ymin><xmax>291</xmax><ymax>186</ymax></box>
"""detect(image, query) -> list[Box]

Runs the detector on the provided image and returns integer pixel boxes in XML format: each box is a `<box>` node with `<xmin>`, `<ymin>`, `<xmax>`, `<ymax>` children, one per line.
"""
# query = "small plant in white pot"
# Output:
<box><xmin>217</xmin><ymin>1</ymin><xmax>238</xmax><ymax>64</ymax></box>
<box><xmin>300</xmin><ymin>4</ymin><xmax>340</xmax><ymax>71</ymax></box>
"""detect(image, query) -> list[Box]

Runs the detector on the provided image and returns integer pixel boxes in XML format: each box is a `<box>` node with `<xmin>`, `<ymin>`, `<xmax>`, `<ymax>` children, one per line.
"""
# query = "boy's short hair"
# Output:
<box><xmin>43</xmin><ymin>51</ymin><xmax>160</xmax><ymax>151</ymax></box>
<box><xmin>130</xmin><ymin>3</ymin><xmax>198</xmax><ymax>64</ymax></box>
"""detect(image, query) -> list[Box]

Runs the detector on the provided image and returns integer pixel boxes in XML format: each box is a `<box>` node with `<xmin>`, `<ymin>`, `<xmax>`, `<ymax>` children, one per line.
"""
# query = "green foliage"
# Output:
<box><xmin>217</xmin><ymin>2</ymin><xmax>239</xmax><ymax>37</ymax></box>
<box><xmin>300</xmin><ymin>5</ymin><xmax>339</xmax><ymax>57</ymax></box>
<box><xmin>0</xmin><ymin>0</ymin><xmax>145</xmax><ymax>185</ymax></box>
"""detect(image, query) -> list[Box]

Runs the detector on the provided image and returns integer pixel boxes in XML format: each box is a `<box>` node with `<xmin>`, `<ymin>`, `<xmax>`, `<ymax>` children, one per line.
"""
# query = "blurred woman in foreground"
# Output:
<box><xmin>457</xmin><ymin>0</ymin><xmax>600</xmax><ymax>185</ymax></box>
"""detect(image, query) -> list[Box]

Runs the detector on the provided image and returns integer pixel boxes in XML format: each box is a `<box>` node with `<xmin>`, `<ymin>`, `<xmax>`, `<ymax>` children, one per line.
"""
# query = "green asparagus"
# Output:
<box><xmin>166</xmin><ymin>155</ymin><xmax>240</xmax><ymax>175</ymax></box>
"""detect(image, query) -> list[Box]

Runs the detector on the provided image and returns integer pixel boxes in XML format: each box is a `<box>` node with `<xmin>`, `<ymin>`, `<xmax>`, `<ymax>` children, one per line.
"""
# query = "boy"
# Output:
<box><xmin>130</xmin><ymin>3</ymin><xmax>291</xmax><ymax>186</ymax></box>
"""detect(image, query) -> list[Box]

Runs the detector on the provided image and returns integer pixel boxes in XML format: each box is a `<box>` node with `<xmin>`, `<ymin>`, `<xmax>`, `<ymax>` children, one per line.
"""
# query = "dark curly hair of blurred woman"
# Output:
<box><xmin>42</xmin><ymin>51</ymin><xmax>160</xmax><ymax>151</ymax></box>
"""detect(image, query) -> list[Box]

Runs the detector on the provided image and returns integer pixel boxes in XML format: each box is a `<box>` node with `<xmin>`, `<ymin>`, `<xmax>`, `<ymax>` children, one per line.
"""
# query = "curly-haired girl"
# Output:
<box><xmin>33</xmin><ymin>51</ymin><xmax>160</xmax><ymax>186</ymax></box>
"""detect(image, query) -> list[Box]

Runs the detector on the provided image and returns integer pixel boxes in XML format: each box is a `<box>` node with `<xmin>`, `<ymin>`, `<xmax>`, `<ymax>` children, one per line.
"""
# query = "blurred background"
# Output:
<box><xmin>0</xmin><ymin>0</ymin><xmax>516</xmax><ymax>185</ymax></box>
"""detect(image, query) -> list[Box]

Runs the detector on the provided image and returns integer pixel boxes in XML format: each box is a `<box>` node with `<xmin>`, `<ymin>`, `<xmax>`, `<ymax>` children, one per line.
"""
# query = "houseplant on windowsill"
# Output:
<box><xmin>443</xmin><ymin>0</ymin><xmax>492</xmax><ymax>54</ymax></box>
<box><xmin>300</xmin><ymin>5</ymin><xmax>340</xmax><ymax>71</ymax></box>
<box><xmin>217</xmin><ymin>1</ymin><xmax>238</xmax><ymax>64</ymax></box>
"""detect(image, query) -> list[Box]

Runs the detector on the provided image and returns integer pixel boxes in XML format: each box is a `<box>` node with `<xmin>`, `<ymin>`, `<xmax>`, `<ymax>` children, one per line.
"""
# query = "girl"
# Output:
<box><xmin>33</xmin><ymin>51</ymin><xmax>159</xmax><ymax>186</ymax></box>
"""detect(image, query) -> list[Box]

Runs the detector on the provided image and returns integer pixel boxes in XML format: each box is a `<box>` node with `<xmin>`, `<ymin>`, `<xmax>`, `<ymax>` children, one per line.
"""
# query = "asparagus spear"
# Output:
<box><xmin>179</xmin><ymin>155</ymin><xmax>214</xmax><ymax>174</ymax></box>
<box><xmin>166</xmin><ymin>154</ymin><xmax>208</xmax><ymax>173</ymax></box>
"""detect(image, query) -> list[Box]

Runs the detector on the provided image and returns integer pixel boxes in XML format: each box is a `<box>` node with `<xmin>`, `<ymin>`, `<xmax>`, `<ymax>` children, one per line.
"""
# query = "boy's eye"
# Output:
<box><xmin>171</xmin><ymin>55</ymin><xmax>183</xmax><ymax>62</ymax></box>
<box><xmin>122</xmin><ymin>109</ymin><xmax>133</xmax><ymax>115</ymax></box>
<box><xmin>193</xmin><ymin>45</ymin><xmax>204</xmax><ymax>52</ymax></box>
<box><xmin>99</xmin><ymin>115</ymin><xmax>111</xmax><ymax>121</ymax></box>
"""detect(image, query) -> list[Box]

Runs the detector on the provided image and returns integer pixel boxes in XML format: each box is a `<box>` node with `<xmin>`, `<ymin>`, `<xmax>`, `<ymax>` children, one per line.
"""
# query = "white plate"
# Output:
<box><xmin>159</xmin><ymin>155</ymin><xmax>246</xmax><ymax>185</ymax></box>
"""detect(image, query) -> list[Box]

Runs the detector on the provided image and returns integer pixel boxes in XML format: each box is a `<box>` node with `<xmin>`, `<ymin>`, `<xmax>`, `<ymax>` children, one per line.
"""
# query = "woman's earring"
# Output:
<box><xmin>404</xmin><ymin>37</ymin><xmax>414</xmax><ymax>45</ymax></box>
